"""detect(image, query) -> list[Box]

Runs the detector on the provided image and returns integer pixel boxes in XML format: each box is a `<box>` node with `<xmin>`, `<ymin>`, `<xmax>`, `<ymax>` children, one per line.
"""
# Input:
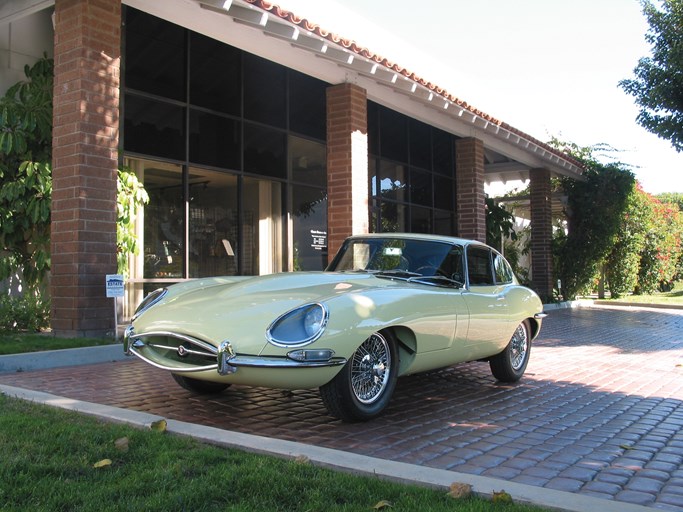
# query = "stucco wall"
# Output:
<box><xmin>0</xmin><ymin>8</ymin><xmax>53</xmax><ymax>95</ymax></box>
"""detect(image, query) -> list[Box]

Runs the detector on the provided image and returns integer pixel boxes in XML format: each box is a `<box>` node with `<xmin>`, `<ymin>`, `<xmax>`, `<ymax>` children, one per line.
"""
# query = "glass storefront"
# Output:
<box><xmin>368</xmin><ymin>101</ymin><xmax>458</xmax><ymax>236</ymax></box>
<box><xmin>121</xmin><ymin>7</ymin><xmax>329</xmax><ymax>316</ymax></box>
<box><xmin>120</xmin><ymin>7</ymin><xmax>460</xmax><ymax>318</ymax></box>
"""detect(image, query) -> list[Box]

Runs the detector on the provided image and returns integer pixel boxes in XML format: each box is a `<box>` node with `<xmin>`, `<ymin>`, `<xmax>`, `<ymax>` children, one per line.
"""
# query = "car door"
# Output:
<box><xmin>461</xmin><ymin>245</ymin><xmax>511</xmax><ymax>359</ymax></box>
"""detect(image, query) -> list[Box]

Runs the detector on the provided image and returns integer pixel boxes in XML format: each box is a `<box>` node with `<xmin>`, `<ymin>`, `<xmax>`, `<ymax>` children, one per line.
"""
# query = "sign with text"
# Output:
<box><xmin>105</xmin><ymin>274</ymin><xmax>125</xmax><ymax>298</ymax></box>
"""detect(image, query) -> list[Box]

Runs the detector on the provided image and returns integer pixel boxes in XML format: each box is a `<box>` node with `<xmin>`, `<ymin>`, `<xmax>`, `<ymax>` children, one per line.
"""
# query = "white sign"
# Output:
<box><xmin>106</xmin><ymin>274</ymin><xmax>125</xmax><ymax>298</ymax></box>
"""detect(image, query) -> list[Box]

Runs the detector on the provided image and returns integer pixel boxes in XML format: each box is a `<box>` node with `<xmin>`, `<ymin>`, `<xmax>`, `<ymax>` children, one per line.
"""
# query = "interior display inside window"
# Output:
<box><xmin>188</xmin><ymin>169</ymin><xmax>238</xmax><ymax>278</ymax></box>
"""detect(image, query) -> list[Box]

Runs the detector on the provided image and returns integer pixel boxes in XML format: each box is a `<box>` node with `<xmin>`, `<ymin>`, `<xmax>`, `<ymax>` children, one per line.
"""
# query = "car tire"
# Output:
<box><xmin>172</xmin><ymin>374</ymin><xmax>231</xmax><ymax>394</ymax></box>
<box><xmin>319</xmin><ymin>330</ymin><xmax>398</xmax><ymax>422</ymax></box>
<box><xmin>489</xmin><ymin>320</ymin><xmax>531</xmax><ymax>382</ymax></box>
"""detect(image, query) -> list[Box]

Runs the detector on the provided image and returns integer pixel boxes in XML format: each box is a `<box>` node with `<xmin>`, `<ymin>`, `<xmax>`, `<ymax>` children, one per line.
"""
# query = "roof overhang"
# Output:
<box><xmin>2</xmin><ymin>0</ymin><xmax>584</xmax><ymax>183</ymax></box>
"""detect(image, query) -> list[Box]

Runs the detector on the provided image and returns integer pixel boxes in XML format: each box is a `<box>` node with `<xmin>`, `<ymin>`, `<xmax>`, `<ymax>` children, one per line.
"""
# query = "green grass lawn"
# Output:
<box><xmin>0</xmin><ymin>331</ymin><xmax>117</xmax><ymax>355</ymax></box>
<box><xmin>0</xmin><ymin>395</ymin><xmax>544</xmax><ymax>512</ymax></box>
<box><xmin>599</xmin><ymin>281</ymin><xmax>683</xmax><ymax>307</ymax></box>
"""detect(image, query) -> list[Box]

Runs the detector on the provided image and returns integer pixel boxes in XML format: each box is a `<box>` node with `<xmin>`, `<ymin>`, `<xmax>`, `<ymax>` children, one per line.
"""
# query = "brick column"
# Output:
<box><xmin>51</xmin><ymin>0</ymin><xmax>121</xmax><ymax>337</ymax></box>
<box><xmin>326</xmin><ymin>83</ymin><xmax>368</xmax><ymax>262</ymax></box>
<box><xmin>455</xmin><ymin>137</ymin><xmax>486</xmax><ymax>242</ymax></box>
<box><xmin>529</xmin><ymin>168</ymin><xmax>553</xmax><ymax>301</ymax></box>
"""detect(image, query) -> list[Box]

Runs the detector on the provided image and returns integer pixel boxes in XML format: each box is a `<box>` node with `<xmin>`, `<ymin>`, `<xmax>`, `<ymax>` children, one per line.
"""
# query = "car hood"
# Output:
<box><xmin>132</xmin><ymin>272</ymin><xmax>396</xmax><ymax>352</ymax></box>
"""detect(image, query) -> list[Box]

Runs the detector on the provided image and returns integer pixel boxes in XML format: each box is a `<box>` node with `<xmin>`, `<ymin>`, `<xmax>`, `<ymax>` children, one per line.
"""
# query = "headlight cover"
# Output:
<box><xmin>266</xmin><ymin>303</ymin><xmax>328</xmax><ymax>347</ymax></box>
<box><xmin>132</xmin><ymin>288</ymin><xmax>168</xmax><ymax>321</ymax></box>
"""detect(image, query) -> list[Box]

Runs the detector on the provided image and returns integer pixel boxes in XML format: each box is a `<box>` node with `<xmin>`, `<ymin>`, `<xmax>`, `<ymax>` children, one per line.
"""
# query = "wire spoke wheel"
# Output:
<box><xmin>350</xmin><ymin>333</ymin><xmax>391</xmax><ymax>404</ymax></box>
<box><xmin>509</xmin><ymin>323</ymin><xmax>529</xmax><ymax>371</ymax></box>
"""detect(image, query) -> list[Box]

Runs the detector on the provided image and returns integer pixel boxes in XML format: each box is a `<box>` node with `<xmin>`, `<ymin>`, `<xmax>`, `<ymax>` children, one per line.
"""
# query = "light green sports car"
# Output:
<box><xmin>125</xmin><ymin>233</ymin><xmax>546</xmax><ymax>422</ymax></box>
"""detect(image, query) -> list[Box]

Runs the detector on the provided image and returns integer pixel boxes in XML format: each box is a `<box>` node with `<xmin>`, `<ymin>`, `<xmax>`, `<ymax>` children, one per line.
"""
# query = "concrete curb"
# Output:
<box><xmin>0</xmin><ymin>384</ymin><xmax>653</xmax><ymax>512</ymax></box>
<box><xmin>0</xmin><ymin>344</ymin><xmax>127</xmax><ymax>374</ymax></box>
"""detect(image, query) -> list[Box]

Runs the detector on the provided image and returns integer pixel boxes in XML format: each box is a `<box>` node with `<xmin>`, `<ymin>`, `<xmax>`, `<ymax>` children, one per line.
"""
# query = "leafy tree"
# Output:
<box><xmin>619</xmin><ymin>0</ymin><xmax>683</xmax><ymax>152</ymax></box>
<box><xmin>605</xmin><ymin>184</ymin><xmax>650</xmax><ymax>297</ymax></box>
<box><xmin>1</xmin><ymin>56</ymin><xmax>147</xmax><ymax>299</ymax></box>
<box><xmin>117</xmin><ymin>167</ymin><xmax>149</xmax><ymax>277</ymax></box>
<box><xmin>485</xmin><ymin>196</ymin><xmax>516</xmax><ymax>252</ymax></box>
<box><xmin>0</xmin><ymin>57</ymin><xmax>53</xmax><ymax>293</ymax></box>
<box><xmin>548</xmin><ymin>139</ymin><xmax>635</xmax><ymax>300</ymax></box>
<box><xmin>656</xmin><ymin>192</ymin><xmax>683</xmax><ymax>211</ymax></box>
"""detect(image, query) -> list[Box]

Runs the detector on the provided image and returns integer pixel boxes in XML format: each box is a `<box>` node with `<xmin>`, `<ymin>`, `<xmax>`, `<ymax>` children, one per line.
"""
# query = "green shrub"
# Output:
<box><xmin>0</xmin><ymin>293</ymin><xmax>50</xmax><ymax>331</ymax></box>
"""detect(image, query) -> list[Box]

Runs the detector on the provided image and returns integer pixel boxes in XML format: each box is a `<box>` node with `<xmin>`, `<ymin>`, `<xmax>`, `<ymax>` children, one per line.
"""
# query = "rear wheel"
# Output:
<box><xmin>489</xmin><ymin>320</ymin><xmax>531</xmax><ymax>382</ymax></box>
<box><xmin>320</xmin><ymin>331</ymin><xmax>398</xmax><ymax>422</ymax></box>
<box><xmin>172</xmin><ymin>374</ymin><xmax>231</xmax><ymax>394</ymax></box>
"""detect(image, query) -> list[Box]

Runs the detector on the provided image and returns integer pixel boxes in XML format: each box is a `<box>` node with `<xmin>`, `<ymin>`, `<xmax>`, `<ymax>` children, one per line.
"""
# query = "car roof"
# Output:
<box><xmin>345</xmin><ymin>233</ymin><xmax>486</xmax><ymax>247</ymax></box>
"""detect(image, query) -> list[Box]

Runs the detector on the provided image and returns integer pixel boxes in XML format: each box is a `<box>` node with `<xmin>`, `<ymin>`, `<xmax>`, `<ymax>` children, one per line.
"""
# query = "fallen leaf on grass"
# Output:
<box><xmin>114</xmin><ymin>437</ymin><xmax>129</xmax><ymax>452</ymax></box>
<box><xmin>372</xmin><ymin>500</ymin><xmax>392</xmax><ymax>509</ymax></box>
<box><xmin>447</xmin><ymin>482</ymin><xmax>472</xmax><ymax>499</ymax></box>
<box><xmin>492</xmin><ymin>490</ymin><xmax>512</xmax><ymax>504</ymax></box>
<box><xmin>150</xmin><ymin>419</ymin><xmax>167</xmax><ymax>432</ymax></box>
<box><xmin>294</xmin><ymin>455</ymin><xmax>310</xmax><ymax>465</ymax></box>
<box><xmin>93</xmin><ymin>459</ymin><xmax>112</xmax><ymax>469</ymax></box>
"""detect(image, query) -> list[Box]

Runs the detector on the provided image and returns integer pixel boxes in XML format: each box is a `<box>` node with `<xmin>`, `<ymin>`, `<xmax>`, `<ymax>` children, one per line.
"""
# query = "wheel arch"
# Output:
<box><xmin>383</xmin><ymin>325</ymin><xmax>417</xmax><ymax>375</ymax></box>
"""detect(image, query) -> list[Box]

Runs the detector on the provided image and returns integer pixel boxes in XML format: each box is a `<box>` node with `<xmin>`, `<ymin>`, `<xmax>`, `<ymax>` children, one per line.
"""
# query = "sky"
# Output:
<box><xmin>274</xmin><ymin>0</ymin><xmax>683</xmax><ymax>194</ymax></box>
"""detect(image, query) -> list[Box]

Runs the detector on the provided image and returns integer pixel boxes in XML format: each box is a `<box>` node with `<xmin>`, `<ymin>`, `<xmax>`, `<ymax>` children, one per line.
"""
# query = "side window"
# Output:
<box><xmin>493</xmin><ymin>253</ymin><xmax>514</xmax><ymax>284</ymax></box>
<box><xmin>466</xmin><ymin>247</ymin><xmax>494</xmax><ymax>286</ymax></box>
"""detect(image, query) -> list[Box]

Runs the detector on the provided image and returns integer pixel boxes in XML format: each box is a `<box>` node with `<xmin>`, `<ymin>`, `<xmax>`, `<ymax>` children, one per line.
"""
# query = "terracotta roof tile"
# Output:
<box><xmin>245</xmin><ymin>0</ymin><xmax>583</xmax><ymax>170</ymax></box>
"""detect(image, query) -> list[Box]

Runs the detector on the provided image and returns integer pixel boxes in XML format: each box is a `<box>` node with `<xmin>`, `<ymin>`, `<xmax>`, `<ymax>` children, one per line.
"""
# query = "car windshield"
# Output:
<box><xmin>328</xmin><ymin>238</ymin><xmax>465</xmax><ymax>286</ymax></box>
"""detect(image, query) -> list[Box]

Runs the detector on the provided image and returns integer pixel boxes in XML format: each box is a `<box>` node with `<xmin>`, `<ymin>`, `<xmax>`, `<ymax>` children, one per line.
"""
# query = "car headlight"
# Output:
<box><xmin>132</xmin><ymin>288</ymin><xmax>168</xmax><ymax>320</ymax></box>
<box><xmin>266</xmin><ymin>303</ymin><xmax>328</xmax><ymax>347</ymax></box>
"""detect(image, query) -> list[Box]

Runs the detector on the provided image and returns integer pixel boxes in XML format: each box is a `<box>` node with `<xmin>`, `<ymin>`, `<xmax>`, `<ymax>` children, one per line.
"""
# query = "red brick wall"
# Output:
<box><xmin>455</xmin><ymin>137</ymin><xmax>486</xmax><ymax>242</ymax></box>
<box><xmin>51</xmin><ymin>0</ymin><xmax>121</xmax><ymax>336</ymax></box>
<box><xmin>530</xmin><ymin>168</ymin><xmax>553</xmax><ymax>300</ymax></box>
<box><xmin>326</xmin><ymin>83</ymin><xmax>368</xmax><ymax>261</ymax></box>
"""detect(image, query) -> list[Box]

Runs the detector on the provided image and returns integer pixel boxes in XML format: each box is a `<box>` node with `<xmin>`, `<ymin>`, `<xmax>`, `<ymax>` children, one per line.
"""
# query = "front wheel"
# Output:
<box><xmin>320</xmin><ymin>331</ymin><xmax>398</xmax><ymax>422</ymax></box>
<box><xmin>172</xmin><ymin>374</ymin><xmax>231</xmax><ymax>394</ymax></box>
<box><xmin>489</xmin><ymin>320</ymin><xmax>531</xmax><ymax>382</ymax></box>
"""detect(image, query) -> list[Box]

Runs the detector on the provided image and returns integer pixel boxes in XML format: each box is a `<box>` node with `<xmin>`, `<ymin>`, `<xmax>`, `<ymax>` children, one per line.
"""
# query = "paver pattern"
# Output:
<box><xmin>2</xmin><ymin>306</ymin><xmax>683</xmax><ymax>510</ymax></box>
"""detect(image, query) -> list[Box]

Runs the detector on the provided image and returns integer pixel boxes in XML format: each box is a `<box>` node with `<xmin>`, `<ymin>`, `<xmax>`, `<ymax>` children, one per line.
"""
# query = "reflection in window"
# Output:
<box><xmin>125</xmin><ymin>8</ymin><xmax>186</xmax><ymax>100</ymax></box>
<box><xmin>244</xmin><ymin>124</ymin><xmax>286</xmax><ymax>179</ymax></box>
<box><xmin>189</xmin><ymin>110</ymin><xmax>240</xmax><ymax>169</ymax></box>
<box><xmin>243</xmin><ymin>53</ymin><xmax>286</xmax><ymax>127</ymax></box>
<box><xmin>188</xmin><ymin>169</ymin><xmax>238</xmax><ymax>278</ymax></box>
<box><xmin>124</xmin><ymin>95</ymin><xmax>185</xmax><ymax>161</ymax></box>
<box><xmin>380</xmin><ymin>161</ymin><xmax>407</xmax><ymax>202</ymax></box>
<box><xmin>290</xmin><ymin>136</ymin><xmax>326</xmax><ymax>186</ymax></box>
<box><xmin>243</xmin><ymin>178</ymin><xmax>282</xmax><ymax>275</ymax></box>
<box><xmin>291</xmin><ymin>185</ymin><xmax>328</xmax><ymax>271</ymax></box>
<box><xmin>467</xmin><ymin>246</ymin><xmax>494</xmax><ymax>286</ymax></box>
<box><xmin>190</xmin><ymin>32</ymin><xmax>241</xmax><ymax>115</ymax></box>
<box><xmin>139</xmin><ymin>161</ymin><xmax>184</xmax><ymax>279</ymax></box>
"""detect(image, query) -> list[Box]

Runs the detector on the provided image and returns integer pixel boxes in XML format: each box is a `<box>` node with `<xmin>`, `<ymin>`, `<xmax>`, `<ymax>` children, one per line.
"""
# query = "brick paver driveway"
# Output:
<box><xmin>3</xmin><ymin>306</ymin><xmax>683</xmax><ymax>510</ymax></box>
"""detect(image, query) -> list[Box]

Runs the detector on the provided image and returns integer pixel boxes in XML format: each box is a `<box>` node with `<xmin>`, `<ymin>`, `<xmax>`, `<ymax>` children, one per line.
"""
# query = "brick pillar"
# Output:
<box><xmin>51</xmin><ymin>0</ymin><xmax>121</xmax><ymax>337</ymax></box>
<box><xmin>326</xmin><ymin>83</ymin><xmax>368</xmax><ymax>262</ymax></box>
<box><xmin>455</xmin><ymin>137</ymin><xmax>486</xmax><ymax>242</ymax></box>
<box><xmin>529</xmin><ymin>168</ymin><xmax>553</xmax><ymax>301</ymax></box>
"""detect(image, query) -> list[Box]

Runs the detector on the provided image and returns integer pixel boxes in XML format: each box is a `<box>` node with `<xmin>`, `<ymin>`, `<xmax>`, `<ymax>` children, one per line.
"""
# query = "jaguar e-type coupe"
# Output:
<box><xmin>125</xmin><ymin>233</ymin><xmax>546</xmax><ymax>422</ymax></box>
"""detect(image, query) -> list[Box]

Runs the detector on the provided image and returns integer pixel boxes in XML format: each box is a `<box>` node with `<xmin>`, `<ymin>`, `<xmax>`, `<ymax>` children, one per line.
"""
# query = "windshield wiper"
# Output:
<box><xmin>373</xmin><ymin>269</ymin><xmax>422</xmax><ymax>279</ymax></box>
<box><xmin>408</xmin><ymin>275</ymin><xmax>464</xmax><ymax>288</ymax></box>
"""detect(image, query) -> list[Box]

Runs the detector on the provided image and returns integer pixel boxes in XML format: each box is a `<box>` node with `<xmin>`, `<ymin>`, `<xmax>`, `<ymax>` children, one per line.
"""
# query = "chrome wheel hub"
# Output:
<box><xmin>351</xmin><ymin>333</ymin><xmax>391</xmax><ymax>404</ymax></box>
<box><xmin>510</xmin><ymin>324</ymin><xmax>529</xmax><ymax>371</ymax></box>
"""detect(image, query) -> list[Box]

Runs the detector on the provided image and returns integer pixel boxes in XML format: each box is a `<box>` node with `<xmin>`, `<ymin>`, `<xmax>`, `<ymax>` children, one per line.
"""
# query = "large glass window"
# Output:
<box><xmin>291</xmin><ymin>185</ymin><xmax>328</xmax><ymax>271</ymax></box>
<box><xmin>290</xmin><ymin>136</ymin><xmax>326</xmax><ymax>187</ymax></box>
<box><xmin>124</xmin><ymin>95</ymin><xmax>185</xmax><ymax>161</ymax></box>
<box><xmin>189</xmin><ymin>110</ymin><xmax>240</xmax><ymax>169</ymax></box>
<box><xmin>122</xmin><ymin>6</ymin><xmax>328</xmax><ymax>308</ymax></box>
<box><xmin>188</xmin><ymin>169</ymin><xmax>238</xmax><ymax>278</ymax></box>
<box><xmin>124</xmin><ymin>8</ymin><xmax>186</xmax><ymax>100</ymax></box>
<box><xmin>243</xmin><ymin>53</ymin><xmax>286</xmax><ymax>128</ymax></box>
<box><xmin>139</xmin><ymin>161</ymin><xmax>184</xmax><ymax>280</ymax></box>
<box><xmin>243</xmin><ymin>178</ymin><xmax>283</xmax><ymax>275</ymax></box>
<box><xmin>368</xmin><ymin>102</ymin><xmax>458</xmax><ymax>236</ymax></box>
<box><xmin>190</xmin><ymin>32</ymin><xmax>241</xmax><ymax>115</ymax></box>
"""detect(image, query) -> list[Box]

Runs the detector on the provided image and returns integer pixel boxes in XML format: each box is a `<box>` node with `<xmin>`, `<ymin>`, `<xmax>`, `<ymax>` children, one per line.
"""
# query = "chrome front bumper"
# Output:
<box><xmin>124</xmin><ymin>326</ymin><xmax>346</xmax><ymax>376</ymax></box>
